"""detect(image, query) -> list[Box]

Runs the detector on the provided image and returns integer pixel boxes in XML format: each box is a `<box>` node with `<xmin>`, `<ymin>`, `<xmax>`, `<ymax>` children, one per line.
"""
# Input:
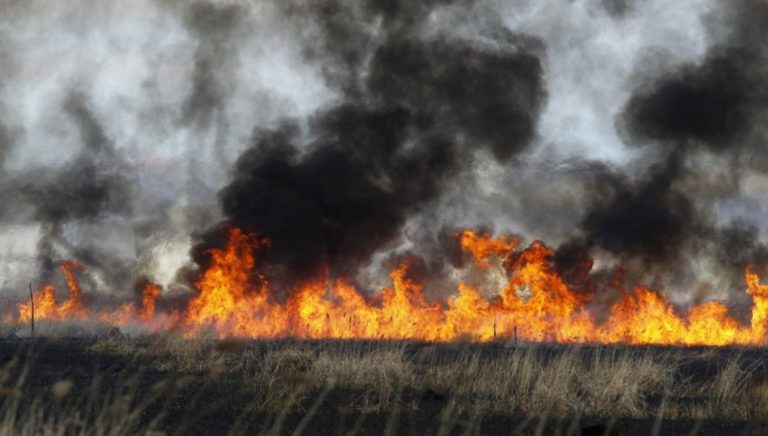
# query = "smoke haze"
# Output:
<box><xmin>0</xmin><ymin>0</ymin><xmax>766</xmax><ymax>309</ymax></box>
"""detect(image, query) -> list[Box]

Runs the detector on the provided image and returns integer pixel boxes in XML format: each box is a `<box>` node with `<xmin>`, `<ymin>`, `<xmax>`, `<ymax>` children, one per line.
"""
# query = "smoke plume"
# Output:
<box><xmin>0</xmin><ymin>0</ymin><xmax>765</xmax><ymax>309</ymax></box>
<box><xmin>203</xmin><ymin>0</ymin><xmax>547</xmax><ymax>288</ymax></box>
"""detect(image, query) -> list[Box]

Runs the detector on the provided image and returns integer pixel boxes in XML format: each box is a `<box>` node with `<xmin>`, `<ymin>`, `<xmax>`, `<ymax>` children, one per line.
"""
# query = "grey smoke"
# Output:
<box><xmin>0</xmin><ymin>0</ymin><xmax>764</xmax><ymax>312</ymax></box>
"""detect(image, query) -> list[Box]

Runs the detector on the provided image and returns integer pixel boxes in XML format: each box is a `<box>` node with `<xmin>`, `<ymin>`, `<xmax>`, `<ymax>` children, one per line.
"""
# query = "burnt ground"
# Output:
<box><xmin>1</xmin><ymin>337</ymin><xmax>768</xmax><ymax>435</ymax></box>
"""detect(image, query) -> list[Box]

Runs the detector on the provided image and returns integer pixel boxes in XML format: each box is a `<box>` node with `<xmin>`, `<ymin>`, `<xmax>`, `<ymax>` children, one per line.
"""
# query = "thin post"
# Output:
<box><xmin>29</xmin><ymin>282</ymin><xmax>35</xmax><ymax>338</ymax></box>
<box><xmin>493</xmin><ymin>313</ymin><xmax>497</xmax><ymax>340</ymax></box>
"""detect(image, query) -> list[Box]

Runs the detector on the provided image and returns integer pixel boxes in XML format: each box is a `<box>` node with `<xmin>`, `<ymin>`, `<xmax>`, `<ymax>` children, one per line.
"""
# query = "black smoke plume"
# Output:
<box><xmin>559</xmin><ymin>0</ymin><xmax>768</xmax><ymax>296</ymax></box>
<box><xmin>198</xmin><ymin>0</ymin><xmax>547</xmax><ymax>288</ymax></box>
<box><xmin>3</xmin><ymin>0</ymin><xmax>767</xmax><ymax>310</ymax></box>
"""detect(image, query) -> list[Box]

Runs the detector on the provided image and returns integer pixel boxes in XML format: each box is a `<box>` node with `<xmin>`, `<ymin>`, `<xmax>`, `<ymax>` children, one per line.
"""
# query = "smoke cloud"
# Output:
<box><xmin>207</xmin><ymin>1</ymin><xmax>547</xmax><ymax>287</ymax></box>
<box><xmin>562</xmin><ymin>0</ymin><xmax>768</xmax><ymax>299</ymax></box>
<box><xmin>0</xmin><ymin>0</ymin><xmax>765</xmax><ymax>309</ymax></box>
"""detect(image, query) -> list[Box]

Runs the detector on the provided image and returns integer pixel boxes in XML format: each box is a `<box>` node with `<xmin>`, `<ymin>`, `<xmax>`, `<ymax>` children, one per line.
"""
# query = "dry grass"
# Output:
<box><xmin>0</xmin><ymin>349</ymin><xmax>166</xmax><ymax>436</ymax></box>
<box><xmin>414</xmin><ymin>346</ymin><xmax>673</xmax><ymax>418</ymax></box>
<box><xmin>0</xmin><ymin>380</ymin><xmax>168</xmax><ymax>436</ymax></box>
<box><xmin>84</xmin><ymin>335</ymin><xmax>768</xmax><ymax>419</ymax></box>
<box><xmin>84</xmin><ymin>336</ymin><xmax>766</xmax><ymax>420</ymax></box>
<box><xmin>89</xmin><ymin>333</ymin><xmax>230</xmax><ymax>372</ymax></box>
<box><xmin>1</xmin><ymin>335</ymin><xmax>767</xmax><ymax>434</ymax></box>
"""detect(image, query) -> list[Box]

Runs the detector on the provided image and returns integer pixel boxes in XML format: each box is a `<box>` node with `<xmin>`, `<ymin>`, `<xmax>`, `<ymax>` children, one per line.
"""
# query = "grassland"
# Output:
<box><xmin>1</xmin><ymin>327</ymin><xmax>768</xmax><ymax>435</ymax></box>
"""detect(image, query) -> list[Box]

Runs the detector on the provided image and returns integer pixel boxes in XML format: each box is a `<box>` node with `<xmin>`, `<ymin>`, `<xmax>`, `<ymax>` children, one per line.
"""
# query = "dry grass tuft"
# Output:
<box><xmin>312</xmin><ymin>344</ymin><xmax>412</xmax><ymax>411</ymax></box>
<box><xmin>4</xmin><ymin>334</ymin><xmax>768</xmax><ymax>434</ymax></box>
<box><xmin>422</xmin><ymin>346</ymin><xmax>673</xmax><ymax>418</ymax></box>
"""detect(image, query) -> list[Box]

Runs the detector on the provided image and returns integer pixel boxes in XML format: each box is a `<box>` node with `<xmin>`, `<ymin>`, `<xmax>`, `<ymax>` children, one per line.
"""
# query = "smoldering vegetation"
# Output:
<box><xmin>0</xmin><ymin>0</ymin><xmax>765</xmax><ymax>313</ymax></box>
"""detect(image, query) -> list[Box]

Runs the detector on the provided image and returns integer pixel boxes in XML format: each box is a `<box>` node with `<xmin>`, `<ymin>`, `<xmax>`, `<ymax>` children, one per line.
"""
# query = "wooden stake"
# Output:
<box><xmin>493</xmin><ymin>313</ymin><xmax>497</xmax><ymax>340</ymax></box>
<box><xmin>29</xmin><ymin>282</ymin><xmax>35</xmax><ymax>338</ymax></box>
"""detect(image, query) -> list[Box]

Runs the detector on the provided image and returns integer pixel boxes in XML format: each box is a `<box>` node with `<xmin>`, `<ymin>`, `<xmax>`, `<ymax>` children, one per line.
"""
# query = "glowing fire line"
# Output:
<box><xmin>10</xmin><ymin>228</ymin><xmax>768</xmax><ymax>346</ymax></box>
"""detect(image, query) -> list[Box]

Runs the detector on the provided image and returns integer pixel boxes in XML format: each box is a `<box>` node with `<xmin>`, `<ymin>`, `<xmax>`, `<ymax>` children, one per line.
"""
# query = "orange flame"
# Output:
<box><xmin>105</xmin><ymin>280</ymin><xmax>166</xmax><ymax>325</ymax></box>
<box><xmin>133</xmin><ymin>282</ymin><xmax>161</xmax><ymax>322</ymax></box>
<box><xmin>11</xmin><ymin>228</ymin><xmax>768</xmax><ymax>346</ymax></box>
<box><xmin>460</xmin><ymin>229</ymin><xmax>517</xmax><ymax>269</ymax></box>
<box><xmin>17</xmin><ymin>261</ymin><xmax>87</xmax><ymax>322</ymax></box>
<box><xmin>59</xmin><ymin>260</ymin><xmax>86</xmax><ymax>319</ymax></box>
<box><xmin>18</xmin><ymin>285</ymin><xmax>58</xmax><ymax>322</ymax></box>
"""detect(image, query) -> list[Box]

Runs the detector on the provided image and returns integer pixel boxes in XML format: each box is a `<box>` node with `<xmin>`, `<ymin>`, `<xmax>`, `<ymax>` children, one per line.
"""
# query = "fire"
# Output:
<box><xmin>9</xmin><ymin>228</ymin><xmax>768</xmax><ymax>346</ymax></box>
<box><xmin>101</xmin><ymin>280</ymin><xmax>167</xmax><ymax>327</ymax></box>
<box><xmin>138</xmin><ymin>282</ymin><xmax>162</xmax><ymax>322</ymax></box>
<box><xmin>18</xmin><ymin>261</ymin><xmax>87</xmax><ymax>322</ymax></box>
<box><xmin>58</xmin><ymin>260</ymin><xmax>86</xmax><ymax>319</ymax></box>
<box><xmin>183</xmin><ymin>228</ymin><xmax>285</xmax><ymax>337</ymax></box>
<box><xmin>18</xmin><ymin>285</ymin><xmax>57</xmax><ymax>322</ymax></box>
<box><xmin>460</xmin><ymin>229</ymin><xmax>517</xmax><ymax>269</ymax></box>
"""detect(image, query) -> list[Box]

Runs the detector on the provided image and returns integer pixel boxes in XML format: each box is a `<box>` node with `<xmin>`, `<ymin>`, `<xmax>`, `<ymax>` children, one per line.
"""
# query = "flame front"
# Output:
<box><xmin>11</xmin><ymin>228</ymin><xmax>768</xmax><ymax>345</ymax></box>
<box><xmin>18</xmin><ymin>261</ymin><xmax>86</xmax><ymax>322</ymax></box>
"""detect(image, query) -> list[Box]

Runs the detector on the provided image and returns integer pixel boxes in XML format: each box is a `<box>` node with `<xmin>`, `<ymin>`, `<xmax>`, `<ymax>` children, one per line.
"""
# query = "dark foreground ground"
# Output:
<box><xmin>1</xmin><ymin>335</ymin><xmax>768</xmax><ymax>435</ymax></box>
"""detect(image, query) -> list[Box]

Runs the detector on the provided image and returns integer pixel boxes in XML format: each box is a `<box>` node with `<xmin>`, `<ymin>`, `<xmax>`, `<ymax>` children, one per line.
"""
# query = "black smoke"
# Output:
<box><xmin>3</xmin><ymin>0</ymin><xmax>767</xmax><ymax>310</ymax></box>
<box><xmin>621</xmin><ymin>50</ymin><xmax>759</xmax><ymax>153</ymax></box>
<box><xmin>581</xmin><ymin>154</ymin><xmax>696</xmax><ymax>262</ymax></box>
<box><xmin>199</xmin><ymin>0</ymin><xmax>547</xmax><ymax>288</ymax></box>
<box><xmin>561</xmin><ymin>0</ymin><xmax>768</xmax><ymax>296</ymax></box>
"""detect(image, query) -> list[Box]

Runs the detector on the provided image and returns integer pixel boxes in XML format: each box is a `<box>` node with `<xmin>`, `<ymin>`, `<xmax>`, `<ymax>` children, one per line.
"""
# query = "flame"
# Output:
<box><xmin>10</xmin><ymin>228</ymin><xmax>768</xmax><ymax>346</ymax></box>
<box><xmin>138</xmin><ymin>282</ymin><xmax>162</xmax><ymax>322</ymax></box>
<box><xmin>183</xmin><ymin>228</ymin><xmax>285</xmax><ymax>337</ymax></box>
<box><xmin>101</xmin><ymin>281</ymin><xmax>166</xmax><ymax>327</ymax></box>
<box><xmin>18</xmin><ymin>285</ymin><xmax>57</xmax><ymax>322</ymax></box>
<box><xmin>460</xmin><ymin>229</ymin><xmax>517</xmax><ymax>269</ymax></box>
<box><xmin>58</xmin><ymin>260</ymin><xmax>86</xmax><ymax>319</ymax></box>
<box><xmin>17</xmin><ymin>261</ymin><xmax>87</xmax><ymax>322</ymax></box>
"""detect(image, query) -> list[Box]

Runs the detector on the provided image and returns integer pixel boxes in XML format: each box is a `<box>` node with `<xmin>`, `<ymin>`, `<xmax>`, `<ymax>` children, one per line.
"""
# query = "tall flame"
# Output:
<box><xmin>18</xmin><ymin>261</ymin><xmax>86</xmax><ymax>322</ymax></box>
<box><xmin>11</xmin><ymin>228</ymin><xmax>768</xmax><ymax>346</ymax></box>
<box><xmin>138</xmin><ymin>282</ymin><xmax>162</xmax><ymax>322</ymax></box>
<box><xmin>58</xmin><ymin>260</ymin><xmax>86</xmax><ymax>319</ymax></box>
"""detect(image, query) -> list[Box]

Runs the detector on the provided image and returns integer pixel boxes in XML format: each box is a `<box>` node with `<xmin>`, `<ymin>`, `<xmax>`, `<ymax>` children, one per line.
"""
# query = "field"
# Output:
<box><xmin>2</xmin><ymin>329</ymin><xmax>768</xmax><ymax>435</ymax></box>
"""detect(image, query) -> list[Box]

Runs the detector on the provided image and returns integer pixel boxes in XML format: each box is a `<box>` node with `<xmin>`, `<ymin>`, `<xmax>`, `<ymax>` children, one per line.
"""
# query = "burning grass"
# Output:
<box><xmin>2</xmin><ymin>335</ymin><xmax>768</xmax><ymax>434</ymax></box>
<box><xmin>10</xmin><ymin>228</ymin><xmax>768</xmax><ymax>347</ymax></box>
